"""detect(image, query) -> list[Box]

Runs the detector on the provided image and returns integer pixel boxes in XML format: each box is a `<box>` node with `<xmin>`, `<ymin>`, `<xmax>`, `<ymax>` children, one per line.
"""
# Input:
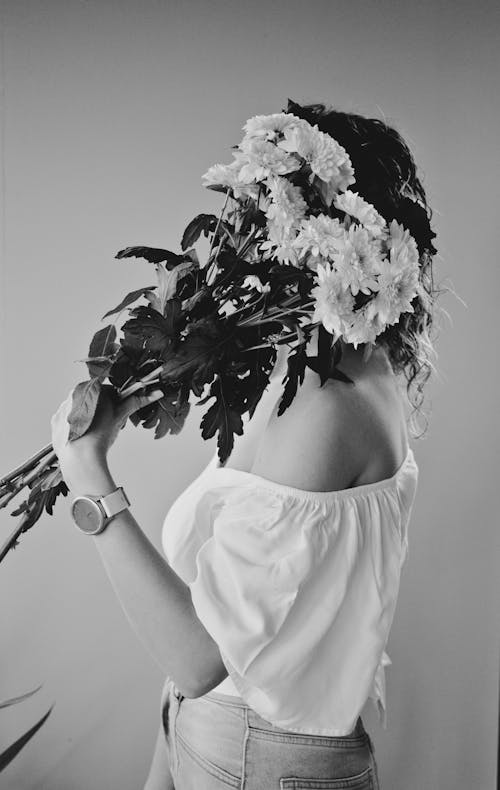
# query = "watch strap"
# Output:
<box><xmin>99</xmin><ymin>487</ymin><xmax>131</xmax><ymax>518</ymax></box>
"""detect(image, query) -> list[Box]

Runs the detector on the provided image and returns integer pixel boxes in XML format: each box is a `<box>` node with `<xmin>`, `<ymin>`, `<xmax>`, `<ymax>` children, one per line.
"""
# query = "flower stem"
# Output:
<box><xmin>0</xmin><ymin>443</ymin><xmax>53</xmax><ymax>489</ymax></box>
<box><xmin>0</xmin><ymin>513</ymin><xmax>31</xmax><ymax>564</ymax></box>
<box><xmin>0</xmin><ymin>452</ymin><xmax>58</xmax><ymax>510</ymax></box>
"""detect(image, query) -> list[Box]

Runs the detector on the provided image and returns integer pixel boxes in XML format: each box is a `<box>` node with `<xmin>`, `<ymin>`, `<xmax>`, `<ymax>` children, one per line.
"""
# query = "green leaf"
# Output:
<box><xmin>78</xmin><ymin>356</ymin><xmax>115</xmax><ymax>379</ymax></box>
<box><xmin>181</xmin><ymin>214</ymin><xmax>218</xmax><ymax>251</ymax></box>
<box><xmin>40</xmin><ymin>466</ymin><xmax>63</xmax><ymax>492</ymax></box>
<box><xmin>121</xmin><ymin>305</ymin><xmax>179</xmax><ymax>359</ymax></box>
<box><xmin>311</xmin><ymin>175</ymin><xmax>336</xmax><ymax>208</ymax></box>
<box><xmin>159</xmin><ymin>317</ymin><xmax>223</xmax><ymax>386</ymax></box>
<box><xmin>200</xmin><ymin>376</ymin><xmax>244</xmax><ymax>463</ymax></box>
<box><xmin>0</xmin><ymin>685</ymin><xmax>43</xmax><ymax>710</ymax></box>
<box><xmin>67</xmin><ymin>379</ymin><xmax>102</xmax><ymax>441</ymax></box>
<box><xmin>277</xmin><ymin>345</ymin><xmax>307</xmax><ymax>416</ymax></box>
<box><xmin>115</xmin><ymin>246</ymin><xmax>185</xmax><ymax>268</ymax></box>
<box><xmin>101</xmin><ymin>286</ymin><xmax>156</xmax><ymax>319</ymax></box>
<box><xmin>0</xmin><ymin>705</ymin><xmax>53</xmax><ymax>773</ymax></box>
<box><xmin>182</xmin><ymin>247</ymin><xmax>200</xmax><ymax>266</ymax></box>
<box><xmin>305</xmin><ymin>335</ymin><xmax>354</xmax><ymax>386</ymax></box>
<box><xmin>317</xmin><ymin>324</ymin><xmax>335</xmax><ymax>386</ymax></box>
<box><xmin>82</xmin><ymin>325</ymin><xmax>119</xmax><ymax>377</ymax></box>
<box><xmin>204</xmin><ymin>183</ymin><xmax>233</xmax><ymax>195</ymax></box>
<box><xmin>145</xmin><ymin>261</ymin><xmax>197</xmax><ymax>316</ymax></box>
<box><xmin>129</xmin><ymin>385</ymin><xmax>191</xmax><ymax>438</ymax></box>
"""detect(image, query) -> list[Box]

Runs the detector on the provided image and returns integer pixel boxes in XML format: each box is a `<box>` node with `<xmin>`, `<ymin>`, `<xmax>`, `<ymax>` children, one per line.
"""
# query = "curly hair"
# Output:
<box><xmin>284</xmin><ymin>98</ymin><xmax>444</xmax><ymax>438</ymax></box>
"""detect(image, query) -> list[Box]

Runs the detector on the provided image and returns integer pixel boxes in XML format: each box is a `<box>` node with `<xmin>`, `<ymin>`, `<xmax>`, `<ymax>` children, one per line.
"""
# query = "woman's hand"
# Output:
<box><xmin>50</xmin><ymin>385</ymin><xmax>163</xmax><ymax>489</ymax></box>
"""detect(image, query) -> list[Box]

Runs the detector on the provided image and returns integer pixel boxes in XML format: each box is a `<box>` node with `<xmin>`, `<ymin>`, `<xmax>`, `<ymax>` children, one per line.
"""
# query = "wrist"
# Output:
<box><xmin>64</xmin><ymin>457</ymin><xmax>117</xmax><ymax>498</ymax></box>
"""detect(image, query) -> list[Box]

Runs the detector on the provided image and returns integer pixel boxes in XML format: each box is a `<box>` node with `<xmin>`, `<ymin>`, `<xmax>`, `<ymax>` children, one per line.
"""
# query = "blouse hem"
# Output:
<box><xmin>220</xmin><ymin>653</ymin><xmax>367</xmax><ymax>738</ymax></box>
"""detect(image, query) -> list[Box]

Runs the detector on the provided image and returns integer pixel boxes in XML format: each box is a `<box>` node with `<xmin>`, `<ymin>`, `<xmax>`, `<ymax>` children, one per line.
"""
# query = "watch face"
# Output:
<box><xmin>71</xmin><ymin>498</ymin><xmax>104</xmax><ymax>534</ymax></box>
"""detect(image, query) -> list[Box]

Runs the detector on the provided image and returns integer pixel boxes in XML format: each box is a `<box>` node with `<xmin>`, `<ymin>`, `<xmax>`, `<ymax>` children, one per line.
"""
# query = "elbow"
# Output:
<box><xmin>178</xmin><ymin>663</ymin><xmax>229</xmax><ymax>699</ymax></box>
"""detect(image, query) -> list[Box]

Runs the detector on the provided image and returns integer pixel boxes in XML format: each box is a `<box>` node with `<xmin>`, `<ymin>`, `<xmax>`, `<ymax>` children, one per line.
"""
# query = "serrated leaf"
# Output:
<box><xmin>317</xmin><ymin>323</ymin><xmax>335</xmax><ymax>386</ymax></box>
<box><xmin>312</xmin><ymin>175</ymin><xmax>337</xmax><ymax>208</ymax></box>
<box><xmin>277</xmin><ymin>345</ymin><xmax>307</xmax><ymax>416</ymax></box>
<box><xmin>182</xmin><ymin>286</ymin><xmax>210</xmax><ymax>313</ymax></box>
<box><xmin>0</xmin><ymin>685</ymin><xmax>43</xmax><ymax>710</ymax></box>
<box><xmin>205</xmin><ymin>183</ymin><xmax>232</xmax><ymax>195</ymax></box>
<box><xmin>145</xmin><ymin>261</ymin><xmax>197</xmax><ymax>316</ymax></box>
<box><xmin>115</xmin><ymin>246</ymin><xmax>184</xmax><ymax>268</ymax></box>
<box><xmin>305</xmin><ymin>339</ymin><xmax>355</xmax><ymax>387</ymax></box>
<box><xmin>181</xmin><ymin>214</ymin><xmax>218</xmax><ymax>251</ymax></box>
<box><xmin>82</xmin><ymin>325</ymin><xmax>119</xmax><ymax>377</ymax></box>
<box><xmin>67</xmin><ymin>379</ymin><xmax>102</xmax><ymax>441</ymax></box>
<box><xmin>121</xmin><ymin>305</ymin><xmax>178</xmax><ymax>359</ymax></box>
<box><xmin>0</xmin><ymin>705</ymin><xmax>53</xmax><ymax>772</ymax></box>
<box><xmin>159</xmin><ymin>317</ymin><xmax>223</xmax><ymax>385</ymax></box>
<box><xmin>88</xmin><ymin>324</ymin><xmax>117</xmax><ymax>357</ymax></box>
<box><xmin>101</xmin><ymin>286</ymin><xmax>156</xmax><ymax>319</ymax></box>
<box><xmin>40</xmin><ymin>466</ymin><xmax>63</xmax><ymax>492</ymax></box>
<box><xmin>182</xmin><ymin>247</ymin><xmax>200</xmax><ymax>266</ymax></box>
<box><xmin>78</xmin><ymin>356</ymin><xmax>116</xmax><ymax>379</ymax></box>
<box><xmin>199</xmin><ymin>377</ymin><xmax>244</xmax><ymax>464</ymax></box>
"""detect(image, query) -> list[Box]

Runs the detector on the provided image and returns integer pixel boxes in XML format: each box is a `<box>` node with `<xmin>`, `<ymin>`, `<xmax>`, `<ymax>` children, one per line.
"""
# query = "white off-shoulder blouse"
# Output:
<box><xmin>161</xmin><ymin>445</ymin><xmax>419</xmax><ymax>736</ymax></box>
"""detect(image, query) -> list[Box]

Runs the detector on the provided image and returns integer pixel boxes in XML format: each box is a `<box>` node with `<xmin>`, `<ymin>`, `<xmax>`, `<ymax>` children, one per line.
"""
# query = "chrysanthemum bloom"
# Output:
<box><xmin>310</xmin><ymin>262</ymin><xmax>356</xmax><ymax>338</ymax></box>
<box><xmin>333</xmin><ymin>191</ymin><xmax>386</xmax><ymax>237</ymax></box>
<box><xmin>343</xmin><ymin>305</ymin><xmax>384</xmax><ymax>348</ymax></box>
<box><xmin>365</xmin><ymin>255</ymin><xmax>419</xmax><ymax>327</ymax></box>
<box><xmin>386</xmin><ymin>219</ymin><xmax>420</xmax><ymax>270</ymax></box>
<box><xmin>278</xmin><ymin>122</ymin><xmax>355</xmax><ymax>193</ymax></box>
<box><xmin>292</xmin><ymin>214</ymin><xmax>345</xmax><ymax>261</ymax></box>
<box><xmin>237</xmin><ymin>138</ymin><xmax>301</xmax><ymax>182</ymax></box>
<box><xmin>331</xmin><ymin>225</ymin><xmax>382</xmax><ymax>296</ymax></box>
<box><xmin>241</xmin><ymin>112</ymin><xmax>300</xmax><ymax>143</ymax></box>
<box><xmin>260</xmin><ymin>220</ymin><xmax>300</xmax><ymax>266</ymax></box>
<box><xmin>201</xmin><ymin>159</ymin><xmax>261</xmax><ymax>200</ymax></box>
<box><xmin>264</xmin><ymin>175</ymin><xmax>308</xmax><ymax>230</ymax></box>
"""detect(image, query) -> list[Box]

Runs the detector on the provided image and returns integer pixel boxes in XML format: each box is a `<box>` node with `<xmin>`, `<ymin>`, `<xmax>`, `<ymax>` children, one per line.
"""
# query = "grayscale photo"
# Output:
<box><xmin>0</xmin><ymin>1</ymin><xmax>498</xmax><ymax>788</ymax></box>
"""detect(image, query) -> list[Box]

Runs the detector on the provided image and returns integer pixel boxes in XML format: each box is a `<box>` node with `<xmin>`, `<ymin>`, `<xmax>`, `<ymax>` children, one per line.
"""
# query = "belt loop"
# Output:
<box><xmin>171</xmin><ymin>684</ymin><xmax>184</xmax><ymax>775</ymax></box>
<box><xmin>240</xmin><ymin>707</ymin><xmax>250</xmax><ymax>790</ymax></box>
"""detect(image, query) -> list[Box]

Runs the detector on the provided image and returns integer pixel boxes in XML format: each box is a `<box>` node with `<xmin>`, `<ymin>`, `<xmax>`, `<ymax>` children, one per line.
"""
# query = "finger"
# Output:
<box><xmin>118</xmin><ymin>389</ymin><xmax>163</xmax><ymax>420</ymax></box>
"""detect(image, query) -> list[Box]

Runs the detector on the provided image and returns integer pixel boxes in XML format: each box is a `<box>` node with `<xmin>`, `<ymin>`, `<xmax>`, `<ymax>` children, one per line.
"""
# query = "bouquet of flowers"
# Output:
<box><xmin>0</xmin><ymin>101</ymin><xmax>433</xmax><ymax>561</ymax></box>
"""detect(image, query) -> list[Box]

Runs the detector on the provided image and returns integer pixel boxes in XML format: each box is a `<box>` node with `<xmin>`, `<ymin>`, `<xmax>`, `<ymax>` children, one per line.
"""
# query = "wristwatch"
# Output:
<box><xmin>70</xmin><ymin>487</ymin><xmax>131</xmax><ymax>535</ymax></box>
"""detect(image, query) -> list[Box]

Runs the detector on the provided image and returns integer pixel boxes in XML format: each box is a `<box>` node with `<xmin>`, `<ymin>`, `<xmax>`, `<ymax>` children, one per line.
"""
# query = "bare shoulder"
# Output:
<box><xmin>250</xmin><ymin>367</ymin><xmax>408</xmax><ymax>493</ymax></box>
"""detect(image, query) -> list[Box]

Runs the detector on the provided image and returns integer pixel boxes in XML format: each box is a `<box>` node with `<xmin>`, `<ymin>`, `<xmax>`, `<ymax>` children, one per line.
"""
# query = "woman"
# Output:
<box><xmin>51</xmin><ymin>102</ymin><xmax>438</xmax><ymax>789</ymax></box>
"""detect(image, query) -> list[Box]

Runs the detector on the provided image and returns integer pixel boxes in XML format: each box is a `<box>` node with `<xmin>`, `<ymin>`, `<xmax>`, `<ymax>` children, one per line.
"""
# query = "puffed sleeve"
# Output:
<box><xmin>188</xmin><ymin>483</ymin><xmax>406</xmax><ymax>736</ymax></box>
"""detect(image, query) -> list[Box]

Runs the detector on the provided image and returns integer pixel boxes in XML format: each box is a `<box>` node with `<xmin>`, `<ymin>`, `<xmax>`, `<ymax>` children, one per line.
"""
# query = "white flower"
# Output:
<box><xmin>201</xmin><ymin>159</ymin><xmax>260</xmax><ymax>200</ymax></box>
<box><xmin>238</xmin><ymin>138</ymin><xmax>301</xmax><ymax>182</ymax></box>
<box><xmin>218</xmin><ymin>300</ymin><xmax>238</xmax><ymax>317</ymax></box>
<box><xmin>310</xmin><ymin>262</ymin><xmax>356</xmax><ymax>338</ymax></box>
<box><xmin>242</xmin><ymin>113</ymin><xmax>300</xmax><ymax>142</ymax></box>
<box><xmin>365</xmin><ymin>255</ymin><xmax>419</xmax><ymax>327</ymax></box>
<box><xmin>292</xmin><ymin>214</ymin><xmax>345</xmax><ymax>261</ymax></box>
<box><xmin>242</xmin><ymin>275</ymin><xmax>270</xmax><ymax>294</ymax></box>
<box><xmin>386</xmin><ymin>219</ymin><xmax>419</xmax><ymax>270</ymax></box>
<box><xmin>264</xmin><ymin>175</ymin><xmax>308</xmax><ymax>229</ymax></box>
<box><xmin>331</xmin><ymin>225</ymin><xmax>382</xmax><ymax>296</ymax></box>
<box><xmin>343</xmin><ymin>306</ymin><xmax>384</xmax><ymax>348</ymax></box>
<box><xmin>260</xmin><ymin>220</ymin><xmax>300</xmax><ymax>266</ymax></box>
<box><xmin>278</xmin><ymin>122</ymin><xmax>355</xmax><ymax>192</ymax></box>
<box><xmin>334</xmin><ymin>191</ymin><xmax>386</xmax><ymax>237</ymax></box>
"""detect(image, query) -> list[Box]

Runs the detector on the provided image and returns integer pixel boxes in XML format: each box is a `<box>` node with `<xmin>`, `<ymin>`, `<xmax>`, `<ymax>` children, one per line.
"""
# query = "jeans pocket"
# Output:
<box><xmin>176</xmin><ymin>731</ymin><xmax>241</xmax><ymax>788</ymax></box>
<box><xmin>280</xmin><ymin>766</ymin><xmax>374</xmax><ymax>789</ymax></box>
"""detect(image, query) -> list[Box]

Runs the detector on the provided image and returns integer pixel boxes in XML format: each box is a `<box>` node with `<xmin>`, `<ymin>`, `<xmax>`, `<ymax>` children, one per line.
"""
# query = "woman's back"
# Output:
<box><xmin>220</xmin><ymin>340</ymin><xmax>409</xmax><ymax>495</ymax></box>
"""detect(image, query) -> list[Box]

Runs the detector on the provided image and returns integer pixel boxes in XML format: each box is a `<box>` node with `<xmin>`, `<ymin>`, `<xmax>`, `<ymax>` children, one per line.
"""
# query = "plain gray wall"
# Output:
<box><xmin>1</xmin><ymin>1</ymin><xmax>498</xmax><ymax>788</ymax></box>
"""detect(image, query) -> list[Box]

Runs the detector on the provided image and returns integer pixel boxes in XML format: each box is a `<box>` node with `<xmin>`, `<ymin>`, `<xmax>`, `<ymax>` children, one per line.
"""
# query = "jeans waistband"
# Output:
<box><xmin>203</xmin><ymin>689</ymin><xmax>367</xmax><ymax>740</ymax></box>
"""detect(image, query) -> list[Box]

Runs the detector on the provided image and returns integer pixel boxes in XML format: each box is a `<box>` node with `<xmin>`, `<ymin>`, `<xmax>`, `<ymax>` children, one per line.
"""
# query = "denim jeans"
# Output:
<box><xmin>160</xmin><ymin>678</ymin><xmax>381</xmax><ymax>789</ymax></box>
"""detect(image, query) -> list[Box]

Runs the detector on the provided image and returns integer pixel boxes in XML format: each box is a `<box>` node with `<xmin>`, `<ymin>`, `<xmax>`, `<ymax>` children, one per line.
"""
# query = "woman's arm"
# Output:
<box><xmin>66</xmin><ymin>458</ymin><xmax>228</xmax><ymax>698</ymax></box>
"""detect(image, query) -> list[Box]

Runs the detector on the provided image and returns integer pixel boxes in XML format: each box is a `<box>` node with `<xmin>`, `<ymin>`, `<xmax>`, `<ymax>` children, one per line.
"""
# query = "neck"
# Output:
<box><xmin>269</xmin><ymin>326</ymin><xmax>388</xmax><ymax>384</ymax></box>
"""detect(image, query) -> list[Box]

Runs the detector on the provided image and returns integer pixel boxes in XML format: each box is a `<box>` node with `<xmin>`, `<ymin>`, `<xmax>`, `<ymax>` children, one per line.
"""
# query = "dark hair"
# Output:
<box><xmin>284</xmin><ymin>98</ymin><xmax>443</xmax><ymax>437</ymax></box>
